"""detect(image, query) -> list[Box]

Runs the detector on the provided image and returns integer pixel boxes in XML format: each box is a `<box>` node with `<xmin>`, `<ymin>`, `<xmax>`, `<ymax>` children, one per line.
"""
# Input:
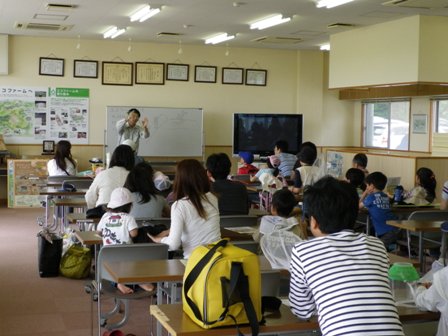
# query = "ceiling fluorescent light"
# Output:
<box><xmin>110</xmin><ymin>28</ymin><xmax>126</xmax><ymax>39</ymax></box>
<box><xmin>320</xmin><ymin>44</ymin><xmax>330</xmax><ymax>50</ymax></box>
<box><xmin>316</xmin><ymin>0</ymin><xmax>354</xmax><ymax>8</ymax></box>
<box><xmin>250</xmin><ymin>15</ymin><xmax>291</xmax><ymax>30</ymax></box>
<box><xmin>103</xmin><ymin>26</ymin><xmax>118</xmax><ymax>38</ymax></box>
<box><xmin>130</xmin><ymin>5</ymin><xmax>150</xmax><ymax>22</ymax></box>
<box><xmin>139</xmin><ymin>8</ymin><xmax>160</xmax><ymax>22</ymax></box>
<box><xmin>205</xmin><ymin>33</ymin><xmax>235</xmax><ymax>45</ymax></box>
<box><xmin>130</xmin><ymin>5</ymin><xmax>160</xmax><ymax>22</ymax></box>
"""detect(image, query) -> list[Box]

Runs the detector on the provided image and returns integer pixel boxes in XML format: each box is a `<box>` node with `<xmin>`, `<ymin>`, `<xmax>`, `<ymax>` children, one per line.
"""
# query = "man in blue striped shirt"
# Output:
<box><xmin>289</xmin><ymin>176</ymin><xmax>404</xmax><ymax>336</ymax></box>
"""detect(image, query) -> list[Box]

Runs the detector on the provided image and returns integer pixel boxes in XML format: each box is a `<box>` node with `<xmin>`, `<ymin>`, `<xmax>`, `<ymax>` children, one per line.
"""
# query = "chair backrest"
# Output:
<box><xmin>232</xmin><ymin>240</ymin><xmax>259</xmax><ymax>254</ymax></box>
<box><xmin>97</xmin><ymin>243</ymin><xmax>169</xmax><ymax>283</ymax></box>
<box><xmin>407</xmin><ymin>210</ymin><xmax>448</xmax><ymax>239</ymax></box>
<box><xmin>63</xmin><ymin>178</ymin><xmax>93</xmax><ymax>190</ymax></box>
<box><xmin>220</xmin><ymin>215</ymin><xmax>258</xmax><ymax>228</ymax></box>
<box><xmin>407</xmin><ymin>210</ymin><xmax>448</xmax><ymax>221</ymax></box>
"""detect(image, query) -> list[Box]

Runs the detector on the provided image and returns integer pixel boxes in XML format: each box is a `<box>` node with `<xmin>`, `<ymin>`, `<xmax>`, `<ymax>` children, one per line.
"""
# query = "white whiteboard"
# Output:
<box><xmin>106</xmin><ymin>106</ymin><xmax>203</xmax><ymax>157</ymax></box>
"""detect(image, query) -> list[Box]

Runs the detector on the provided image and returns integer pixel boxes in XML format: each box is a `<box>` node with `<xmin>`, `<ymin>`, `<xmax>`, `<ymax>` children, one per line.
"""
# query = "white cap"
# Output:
<box><xmin>153</xmin><ymin>171</ymin><xmax>172</xmax><ymax>191</ymax></box>
<box><xmin>107</xmin><ymin>187</ymin><xmax>133</xmax><ymax>209</ymax></box>
<box><xmin>121</xmin><ymin>139</ymin><xmax>137</xmax><ymax>152</ymax></box>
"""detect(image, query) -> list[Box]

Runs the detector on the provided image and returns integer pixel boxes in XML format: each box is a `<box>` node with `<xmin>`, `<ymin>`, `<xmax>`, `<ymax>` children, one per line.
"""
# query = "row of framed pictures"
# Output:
<box><xmin>38</xmin><ymin>57</ymin><xmax>268</xmax><ymax>86</ymax></box>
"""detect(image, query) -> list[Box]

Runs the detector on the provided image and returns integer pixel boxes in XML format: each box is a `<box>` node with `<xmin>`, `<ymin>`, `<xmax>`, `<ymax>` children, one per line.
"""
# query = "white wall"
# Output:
<box><xmin>0</xmin><ymin>36</ymin><xmax>355</xmax><ymax>149</ymax></box>
<box><xmin>329</xmin><ymin>16</ymin><xmax>420</xmax><ymax>88</ymax></box>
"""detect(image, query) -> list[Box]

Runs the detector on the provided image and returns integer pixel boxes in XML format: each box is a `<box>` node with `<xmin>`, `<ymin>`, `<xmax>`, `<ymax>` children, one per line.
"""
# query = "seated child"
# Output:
<box><xmin>258</xmin><ymin>189</ymin><xmax>303</xmax><ymax>237</ymax></box>
<box><xmin>292</xmin><ymin>146</ymin><xmax>318</xmax><ymax>195</ymax></box>
<box><xmin>403</xmin><ymin>167</ymin><xmax>436</xmax><ymax>205</ymax></box>
<box><xmin>237</xmin><ymin>151</ymin><xmax>258</xmax><ymax>175</ymax></box>
<box><xmin>414</xmin><ymin>265</ymin><xmax>448</xmax><ymax>336</ymax></box>
<box><xmin>352</xmin><ymin>153</ymin><xmax>369</xmax><ymax>176</ymax></box>
<box><xmin>250</xmin><ymin>155</ymin><xmax>282</xmax><ymax>190</ymax></box>
<box><xmin>345</xmin><ymin>167</ymin><xmax>366</xmax><ymax>197</ymax></box>
<box><xmin>289</xmin><ymin>176</ymin><xmax>404</xmax><ymax>335</ymax></box>
<box><xmin>97</xmin><ymin>187</ymin><xmax>155</xmax><ymax>294</ymax></box>
<box><xmin>359</xmin><ymin>171</ymin><xmax>399</xmax><ymax>250</ymax></box>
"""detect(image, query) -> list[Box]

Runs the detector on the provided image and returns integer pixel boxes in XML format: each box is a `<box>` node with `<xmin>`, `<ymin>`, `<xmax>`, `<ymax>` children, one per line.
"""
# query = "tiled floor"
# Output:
<box><xmin>0</xmin><ymin>207</ymin><xmax>152</xmax><ymax>336</ymax></box>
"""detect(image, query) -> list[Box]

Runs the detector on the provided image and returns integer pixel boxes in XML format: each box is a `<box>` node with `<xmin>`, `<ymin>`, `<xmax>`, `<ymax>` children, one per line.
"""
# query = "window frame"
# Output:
<box><xmin>362</xmin><ymin>99</ymin><xmax>411</xmax><ymax>151</ymax></box>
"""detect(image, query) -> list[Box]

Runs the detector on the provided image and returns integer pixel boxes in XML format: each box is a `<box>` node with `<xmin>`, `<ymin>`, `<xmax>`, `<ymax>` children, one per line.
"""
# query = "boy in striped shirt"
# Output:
<box><xmin>289</xmin><ymin>176</ymin><xmax>404</xmax><ymax>336</ymax></box>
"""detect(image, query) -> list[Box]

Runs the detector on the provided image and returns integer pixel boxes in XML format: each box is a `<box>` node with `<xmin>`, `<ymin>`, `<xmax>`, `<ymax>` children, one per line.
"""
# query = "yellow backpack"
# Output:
<box><xmin>183</xmin><ymin>239</ymin><xmax>262</xmax><ymax>335</ymax></box>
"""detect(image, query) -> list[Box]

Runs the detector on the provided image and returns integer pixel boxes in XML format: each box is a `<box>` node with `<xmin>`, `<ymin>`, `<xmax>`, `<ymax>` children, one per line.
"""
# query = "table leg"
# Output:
<box><xmin>418</xmin><ymin>232</ymin><xmax>424</xmax><ymax>273</ymax></box>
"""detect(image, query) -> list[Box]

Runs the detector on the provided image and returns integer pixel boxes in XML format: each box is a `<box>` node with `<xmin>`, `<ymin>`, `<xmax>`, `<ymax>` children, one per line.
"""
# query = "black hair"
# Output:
<box><xmin>124</xmin><ymin>161</ymin><xmax>158</xmax><ymax>204</ymax></box>
<box><xmin>345</xmin><ymin>168</ymin><xmax>366</xmax><ymax>191</ymax></box>
<box><xmin>303</xmin><ymin>176</ymin><xmax>358</xmax><ymax>234</ymax></box>
<box><xmin>365</xmin><ymin>171</ymin><xmax>387</xmax><ymax>191</ymax></box>
<box><xmin>109</xmin><ymin>144</ymin><xmax>135</xmax><ymax>171</ymax></box>
<box><xmin>53</xmin><ymin>140</ymin><xmax>76</xmax><ymax>173</ymax></box>
<box><xmin>127</xmin><ymin>108</ymin><xmax>141</xmax><ymax>118</ymax></box>
<box><xmin>274</xmin><ymin>140</ymin><xmax>288</xmax><ymax>152</ymax></box>
<box><xmin>108</xmin><ymin>203</ymin><xmax>132</xmax><ymax>213</ymax></box>
<box><xmin>266</xmin><ymin>159</ymin><xmax>279</xmax><ymax>177</ymax></box>
<box><xmin>206</xmin><ymin>153</ymin><xmax>231</xmax><ymax>180</ymax></box>
<box><xmin>297</xmin><ymin>146</ymin><xmax>316</xmax><ymax>165</ymax></box>
<box><xmin>416</xmin><ymin>167</ymin><xmax>436</xmax><ymax>202</ymax></box>
<box><xmin>352</xmin><ymin>153</ymin><xmax>368</xmax><ymax>168</ymax></box>
<box><xmin>272</xmin><ymin>189</ymin><xmax>297</xmax><ymax>217</ymax></box>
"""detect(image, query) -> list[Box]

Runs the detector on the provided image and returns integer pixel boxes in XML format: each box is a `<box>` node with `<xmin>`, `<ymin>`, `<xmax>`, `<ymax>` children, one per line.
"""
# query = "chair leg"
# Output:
<box><xmin>406</xmin><ymin>230</ymin><xmax>411</xmax><ymax>259</ymax></box>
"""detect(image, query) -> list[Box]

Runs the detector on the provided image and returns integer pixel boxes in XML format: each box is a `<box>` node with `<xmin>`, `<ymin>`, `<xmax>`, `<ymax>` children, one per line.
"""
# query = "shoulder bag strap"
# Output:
<box><xmin>183</xmin><ymin>239</ymin><xmax>229</xmax><ymax>322</ymax></box>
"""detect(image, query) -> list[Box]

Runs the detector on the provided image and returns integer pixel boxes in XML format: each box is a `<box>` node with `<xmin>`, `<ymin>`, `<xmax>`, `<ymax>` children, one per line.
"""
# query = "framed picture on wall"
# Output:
<box><xmin>222</xmin><ymin>67</ymin><xmax>244</xmax><ymax>84</ymax></box>
<box><xmin>166</xmin><ymin>63</ymin><xmax>189</xmax><ymax>81</ymax></box>
<box><xmin>412</xmin><ymin>114</ymin><xmax>428</xmax><ymax>134</ymax></box>
<box><xmin>74</xmin><ymin>60</ymin><xmax>98</xmax><ymax>78</ymax></box>
<box><xmin>135</xmin><ymin>62</ymin><xmax>165</xmax><ymax>85</ymax></box>
<box><xmin>102</xmin><ymin>61</ymin><xmax>133</xmax><ymax>85</ymax></box>
<box><xmin>194</xmin><ymin>65</ymin><xmax>217</xmax><ymax>83</ymax></box>
<box><xmin>245</xmin><ymin>69</ymin><xmax>267</xmax><ymax>86</ymax></box>
<box><xmin>39</xmin><ymin>57</ymin><xmax>65</xmax><ymax>76</ymax></box>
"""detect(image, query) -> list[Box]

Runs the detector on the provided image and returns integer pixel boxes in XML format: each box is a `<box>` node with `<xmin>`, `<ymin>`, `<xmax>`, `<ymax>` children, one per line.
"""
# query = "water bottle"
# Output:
<box><xmin>393</xmin><ymin>185</ymin><xmax>404</xmax><ymax>203</ymax></box>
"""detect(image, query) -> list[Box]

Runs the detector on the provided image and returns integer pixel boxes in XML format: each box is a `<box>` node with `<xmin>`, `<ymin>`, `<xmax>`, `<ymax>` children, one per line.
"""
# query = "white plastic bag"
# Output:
<box><xmin>260</xmin><ymin>225</ymin><xmax>304</xmax><ymax>269</ymax></box>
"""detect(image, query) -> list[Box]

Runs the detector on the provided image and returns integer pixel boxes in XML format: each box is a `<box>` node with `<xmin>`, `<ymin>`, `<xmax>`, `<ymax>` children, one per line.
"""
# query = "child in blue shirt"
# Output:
<box><xmin>359</xmin><ymin>171</ymin><xmax>399</xmax><ymax>251</ymax></box>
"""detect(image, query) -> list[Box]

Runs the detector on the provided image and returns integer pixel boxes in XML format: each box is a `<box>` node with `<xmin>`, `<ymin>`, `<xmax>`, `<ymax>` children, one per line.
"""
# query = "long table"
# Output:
<box><xmin>387</xmin><ymin>219</ymin><xmax>444</xmax><ymax>272</ymax></box>
<box><xmin>150</xmin><ymin>303</ymin><xmax>439</xmax><ymax>336</ymax></box>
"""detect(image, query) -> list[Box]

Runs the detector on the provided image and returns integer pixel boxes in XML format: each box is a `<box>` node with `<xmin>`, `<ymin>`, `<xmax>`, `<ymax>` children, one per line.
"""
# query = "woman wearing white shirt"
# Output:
<box><xmin>47</xmin><ymin>140</ymin><xmax>77</xmax><ymax>176</ymax></box>
<box><xmin>149</xmin><ymin>159</ymin><xmax>221</xmax><ymax>259</ymax></box>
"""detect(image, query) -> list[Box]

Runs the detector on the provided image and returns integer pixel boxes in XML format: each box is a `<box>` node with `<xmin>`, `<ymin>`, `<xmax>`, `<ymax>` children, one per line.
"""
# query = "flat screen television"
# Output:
<box><xmin>233</xmin><ymin>113</ymin><xmax>303</xmax><ymax>157</ymax></box>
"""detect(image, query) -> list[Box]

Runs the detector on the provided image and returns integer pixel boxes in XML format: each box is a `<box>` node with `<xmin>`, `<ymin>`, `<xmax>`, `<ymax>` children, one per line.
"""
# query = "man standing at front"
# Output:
<box><xmin>116</xmin><ymin>108</ymin><xmax>149</xmax><ymax>154</ymax></box>
<box><xmin>289</xmin><ymin>176</ymin><xmax>404</xmax><ymax>336</ymax></box>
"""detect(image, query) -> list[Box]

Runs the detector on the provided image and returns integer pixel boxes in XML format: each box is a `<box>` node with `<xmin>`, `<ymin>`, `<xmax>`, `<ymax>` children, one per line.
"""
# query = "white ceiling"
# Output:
<box><xmin>1</xmin><ymin>0</ymin><xmax>448</xmax><ymax>50</ymax></box>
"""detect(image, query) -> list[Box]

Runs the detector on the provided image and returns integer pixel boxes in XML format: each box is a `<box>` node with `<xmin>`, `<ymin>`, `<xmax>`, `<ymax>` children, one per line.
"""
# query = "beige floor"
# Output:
<box><xmin>0</xmin><ymin>207</ymin><xmax>153</xmax><ymax>336</ymax></box>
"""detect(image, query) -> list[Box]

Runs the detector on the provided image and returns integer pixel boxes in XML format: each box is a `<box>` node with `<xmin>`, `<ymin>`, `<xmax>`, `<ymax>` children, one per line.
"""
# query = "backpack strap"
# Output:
<box><xmin>183</xmin><ymin>239</ymin><xmax>229</xmax><ymax>322</ymax></box>
<box><xmin>227</xmin><ymin>262</ymin><xmax>259</xmax><ymax>336</ymax></box>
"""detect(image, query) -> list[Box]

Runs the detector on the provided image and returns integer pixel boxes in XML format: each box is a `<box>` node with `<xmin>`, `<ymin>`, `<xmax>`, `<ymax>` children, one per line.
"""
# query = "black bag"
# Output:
<box><xmin>132</xmin><ymin>224</ymin><xmax>168</xmax><ymax>244</ymax></box>
<box><xmin>38</xmin><ymin>232</ymin><xmax>63</xmax><ymax>277</ymax></box>
<box><xmin>86</xmin><ymin>205</ymin><xmax>106</xmax><ymax>219</ymax></box>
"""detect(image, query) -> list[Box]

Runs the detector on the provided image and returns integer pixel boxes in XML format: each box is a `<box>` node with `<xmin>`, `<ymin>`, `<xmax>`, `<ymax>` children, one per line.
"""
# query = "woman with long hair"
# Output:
<box><xmin>47</xmin><ymin>140</ymin><xmax>77</xmax><ymax>176</ymax></box>
<box><xmin>85</xmin><ymin>144</ymin><xmax>135</xmax><ymax>217</ymax></box>
<box><xmin>149</xmin><ymin>159</ymin><xmax>220</xmax><ymax>258</ymax></box>
<box><xmin>124</xmin><ymin>161</ymin><xmax>170</xmax><ymax>218</ymax></box>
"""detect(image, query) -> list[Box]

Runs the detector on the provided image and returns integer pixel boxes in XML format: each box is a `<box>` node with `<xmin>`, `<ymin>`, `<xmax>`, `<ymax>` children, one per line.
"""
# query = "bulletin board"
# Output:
<box><xmin>0</xmin><ymin>86</ymin><xmax>89</xmax><ymax>144</ymax></box>
<box><xmin>106</xmin><ymin>106</ymin><xmax>204</xmax><ymax>157</ymax></box>
<box><xmin>7</xmin><ymin>159</ymin><xmax>48</xmax><ymax>208</ymax></box>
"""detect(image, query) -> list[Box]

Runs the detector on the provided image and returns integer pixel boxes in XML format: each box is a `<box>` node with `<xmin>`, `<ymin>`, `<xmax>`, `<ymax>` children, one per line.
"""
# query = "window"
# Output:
<box><xmin>363</xmin><ymin>100</ymin><xmax>410</xmax><ymax>150</ymax></box>
<box><xmin>433</xmin><ymin>99</ymin><xmax>448</xmax><ymax>133</ymax></box>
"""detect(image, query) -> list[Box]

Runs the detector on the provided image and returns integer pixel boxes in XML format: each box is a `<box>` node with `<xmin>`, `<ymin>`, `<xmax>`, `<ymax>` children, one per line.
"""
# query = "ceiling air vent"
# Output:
<box><xmin>382</xmin><ymin>0</ymin><xmax>448</xmax><ymax>9</ymax></box>
<box><xmin>327</xmin><ymin>23</ymin><xmax>355</xmax><ymax>28</ymax></box>
<box><xmin>252</xmin><ymin>36</ymin><xmax>302</xmax><ymax>44</ymax></box>
<box><xmin>46</xmin><ymin>3</ymin><xmax>78</xmax><ymax>11</ymax></box>
<box><xmin>15</xmin><ymin>22</ymin><xmax>73</xmax><ymax>31</ymax></box>
<box><xmin>157</xmin><ymin>32</ymin><xmax>183</xmax><ymax>37</ymax></box>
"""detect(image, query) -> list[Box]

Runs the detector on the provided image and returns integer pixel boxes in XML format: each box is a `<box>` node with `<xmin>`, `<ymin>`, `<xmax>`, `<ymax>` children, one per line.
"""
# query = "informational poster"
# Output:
<box><xmin>7</xmin><ymin>159</ymin><xmax>48</xmax><ymax>208</ymax></box>
<box><xmin>0</xmin><ymin>87</ymin><xmax>89</xmax><ymax>144</ymax></box>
